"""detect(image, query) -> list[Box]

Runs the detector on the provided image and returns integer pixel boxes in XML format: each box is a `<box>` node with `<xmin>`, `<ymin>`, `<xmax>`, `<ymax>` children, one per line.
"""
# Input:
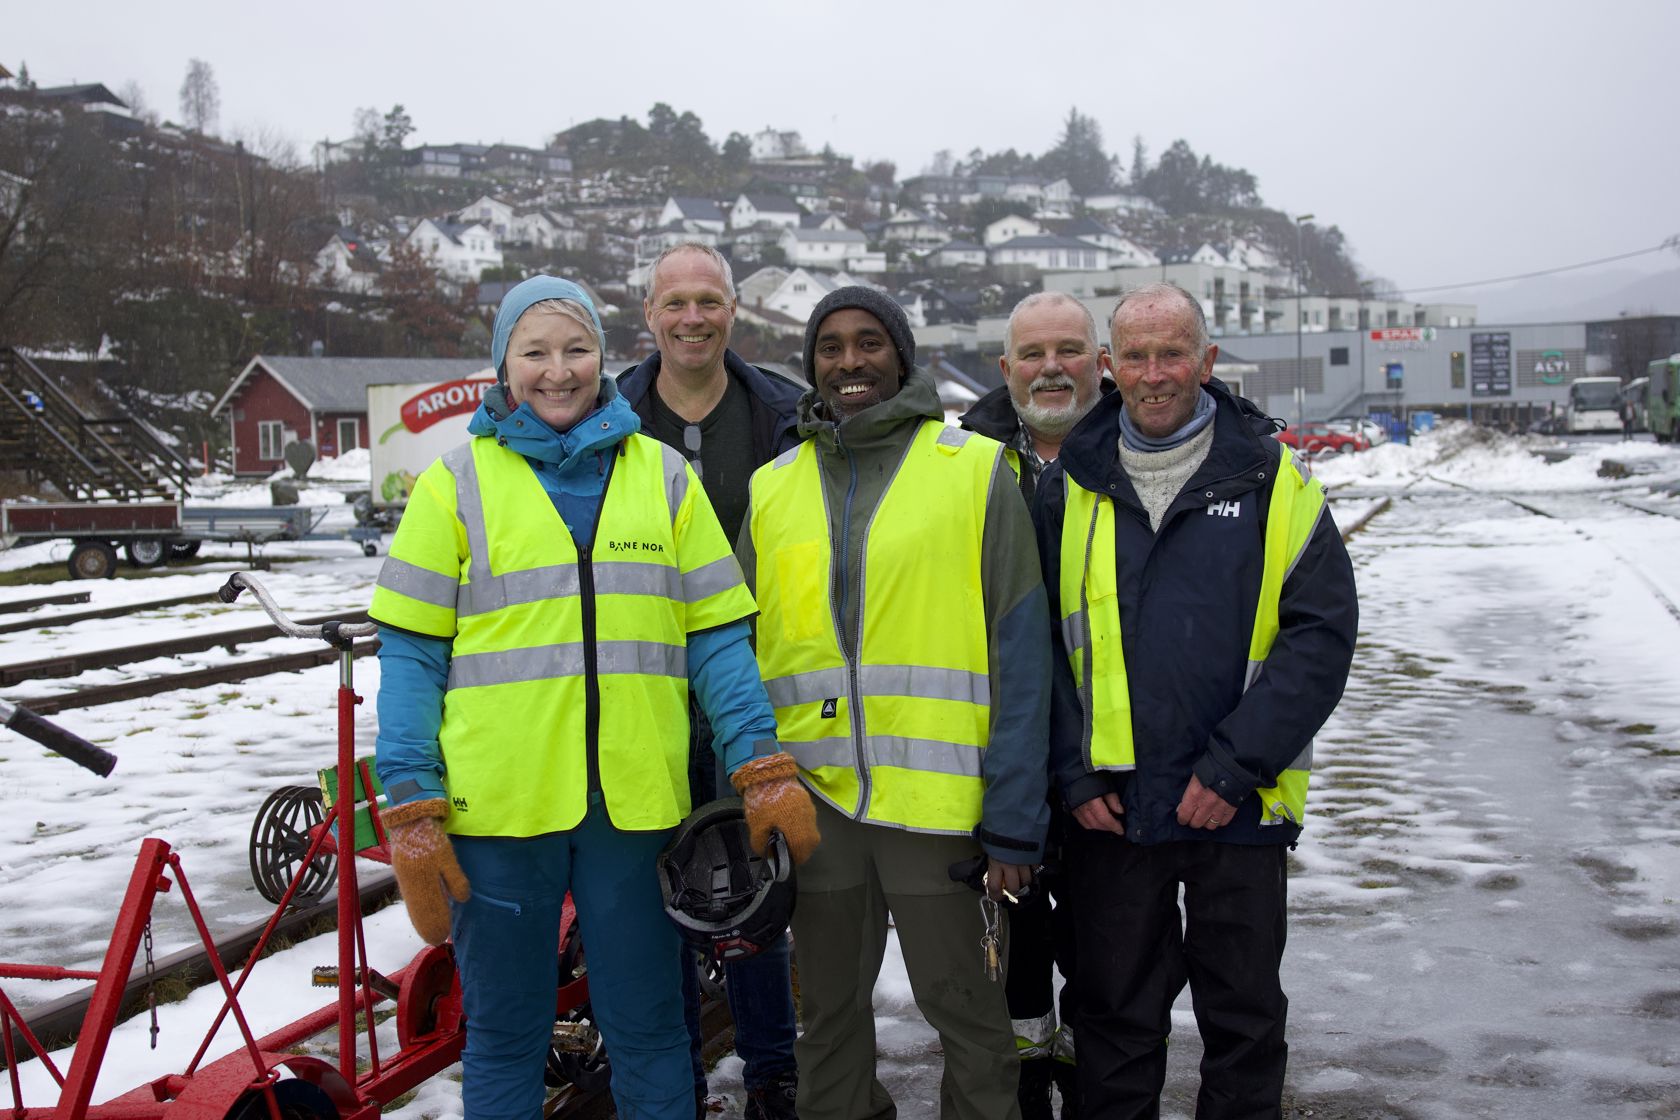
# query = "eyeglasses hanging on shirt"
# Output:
<box><xmin>683</xmin><ymin>423</ymin><xmax>703</xmax><ymax>483</ymax></box>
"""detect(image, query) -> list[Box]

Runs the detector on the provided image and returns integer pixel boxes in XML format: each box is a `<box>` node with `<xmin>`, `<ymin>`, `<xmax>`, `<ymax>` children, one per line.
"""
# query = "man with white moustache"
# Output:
<box><xmin>959</xmin><ymin>290</ymin><xmax>1110</xmax><ymax>1119</ymax></box>
<box><xmin>1033</xmin><ymin>282</ymin><xmax>1357</xmax><ymax>1118</ymax></box>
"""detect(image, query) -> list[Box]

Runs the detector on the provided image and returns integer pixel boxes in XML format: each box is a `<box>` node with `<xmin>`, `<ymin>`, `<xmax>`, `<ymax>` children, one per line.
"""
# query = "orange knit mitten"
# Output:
<box><xmin>382</xmin><ymin>798</ymin><xmax>471</xmax><ymax>945</ymax></box>
<box><xmin>730</xmin><ymin>752</ymin><xmax>821</xmax><ymax>866</ymax></box>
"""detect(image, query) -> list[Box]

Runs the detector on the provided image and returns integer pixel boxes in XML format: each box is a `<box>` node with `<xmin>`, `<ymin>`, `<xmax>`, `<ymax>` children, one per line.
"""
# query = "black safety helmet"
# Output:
<box><xmin>658</xmin><ymin>797</ymin><xmax>795</xmax><ymax>963</ymax></box>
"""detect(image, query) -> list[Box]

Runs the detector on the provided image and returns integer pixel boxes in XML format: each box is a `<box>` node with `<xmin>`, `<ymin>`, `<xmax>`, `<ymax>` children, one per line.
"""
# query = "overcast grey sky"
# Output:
<box><xmin>11</xmin><ymin>0</ymin><xmax>1679</xmax><ymax>298</ymax></box>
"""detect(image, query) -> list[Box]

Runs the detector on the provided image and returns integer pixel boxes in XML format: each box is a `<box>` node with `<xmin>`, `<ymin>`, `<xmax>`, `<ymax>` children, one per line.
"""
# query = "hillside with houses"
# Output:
<box><xmin>0</xmin><ymin>62</ymin><xmax>1470</xmax><ymax>476</ymax></box>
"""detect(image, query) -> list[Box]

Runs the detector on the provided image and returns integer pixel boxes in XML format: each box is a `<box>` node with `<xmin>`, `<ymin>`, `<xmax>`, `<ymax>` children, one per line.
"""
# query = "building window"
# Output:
<box><xmin>338</xmin><ymin>418</ymin><xmax>360</xmax><ymax>453</ymax></box>
<box><xmin>258</xmin><ymin>420</ymin><xmax>284</xmax><ymax>461</ymax></box>
<box><xmin>1330</xmin><ymin>347</ymin><xmax>1349</xmax><ymax>366</ymax></box>
<box><xmin>1451</xmin><ymin>351</ymin><xmax>1465</xmax><ymax>389</ymax></box>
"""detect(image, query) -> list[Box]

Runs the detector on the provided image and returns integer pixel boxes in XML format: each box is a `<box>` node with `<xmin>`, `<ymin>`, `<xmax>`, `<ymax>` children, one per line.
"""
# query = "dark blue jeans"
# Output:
<box><xmin>682</xmin><ymin>699</ymin><xmax>798</xmax><ymax>1092</ymax></box>
<box><xmin>680</xmin><ymin>931</ymin><xmax>798</xmax><ymax>1091</ymax></box>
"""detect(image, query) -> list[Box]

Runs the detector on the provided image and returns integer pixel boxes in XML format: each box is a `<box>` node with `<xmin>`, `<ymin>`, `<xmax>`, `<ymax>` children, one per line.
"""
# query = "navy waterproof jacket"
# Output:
<box><xmin>1032</xmin><ymin>381</ymin><xmax>1358</xmax><ymax>847</ymax></box>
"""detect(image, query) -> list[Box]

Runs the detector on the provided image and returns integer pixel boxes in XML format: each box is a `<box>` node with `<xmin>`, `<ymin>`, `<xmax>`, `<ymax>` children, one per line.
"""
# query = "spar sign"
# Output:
<box><xmin>368</xmin><ymin>371</ymin><xmax>496</xmax><ymax>507</ymax></box>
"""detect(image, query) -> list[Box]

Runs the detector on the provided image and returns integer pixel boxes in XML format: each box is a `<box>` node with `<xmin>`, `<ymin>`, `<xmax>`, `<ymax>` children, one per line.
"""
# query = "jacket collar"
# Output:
<box><xmin>618</xmin><ymin>348</ymin><xmax>803</xmax><ymax>450</ymax></box>
<box><xmin>467</xmin><ymin>378</ymin><xmax>639</xmax><ymax>477</ymax></box>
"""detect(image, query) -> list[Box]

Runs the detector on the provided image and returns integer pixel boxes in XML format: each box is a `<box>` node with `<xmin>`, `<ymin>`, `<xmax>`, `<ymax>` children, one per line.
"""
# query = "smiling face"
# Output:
<box><xmin>643</xmin><ymin>248</ymin><xmax>736</xmax><ymax>382</ymax></box>
<box><xmin>1110</xmin><ymin>293</ymin><xmax>1216</xmax><ymax>440</ymax></box>
<box><xmin>1002</xmin><ymin>300</ymin><xmax>1110</xmax><ymax>446</ymax></box>
<box><xmin>812</xmin><ymin>308</ymin><xmax>904</xmax><ymax>420</ymax></box>
<box><xmin>504</xmin><ymin>305</ymin><xmax>602</xmax><ymax>433</ymax></box>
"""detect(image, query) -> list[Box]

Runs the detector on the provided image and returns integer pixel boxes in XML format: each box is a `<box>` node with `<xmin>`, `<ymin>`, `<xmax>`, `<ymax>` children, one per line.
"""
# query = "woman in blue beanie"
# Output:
<box><xmin>369</xmin><ymin>276</ymin><xmax>816</xmax><ymax>1119</ymax></box>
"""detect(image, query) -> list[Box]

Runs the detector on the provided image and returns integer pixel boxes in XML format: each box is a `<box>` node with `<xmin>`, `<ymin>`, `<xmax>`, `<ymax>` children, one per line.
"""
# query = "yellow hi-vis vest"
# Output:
<box><xmin>370</xmin><ymin>433</ymin><xmax>756</xmax><ymax>836</ymax></box>
<box><xmin>1058</xmin><ymin>442</ymin><xmax>1327</xmax><ymax>826</ymax></box>
<box><xmin>749</xmin><ymin>421</ymin><xmax>1001</xmax><ymax>835</ymax></box>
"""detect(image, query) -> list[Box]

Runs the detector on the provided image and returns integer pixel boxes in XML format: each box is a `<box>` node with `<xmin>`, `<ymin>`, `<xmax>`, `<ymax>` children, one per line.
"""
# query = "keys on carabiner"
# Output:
<box><xmin>979</xmin><ymin>893</ymin><xmax>1002</xmax><ymax>983</ymax></box>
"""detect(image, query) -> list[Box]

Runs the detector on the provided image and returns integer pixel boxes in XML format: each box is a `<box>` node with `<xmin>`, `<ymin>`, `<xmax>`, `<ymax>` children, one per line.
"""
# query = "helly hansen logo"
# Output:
<box><xmin>1206</xmin><ymin>499</ymin><xmax>1242</xmax><ymax>518</ymax></box>
<box><xmin>452</xmin><ymin>796</ymin><xmax>469</xmax><ymax>812</ymax></box>
<box><xmin>821</xmin><ymin>698</ymin><xmax>838</xmax><ymax>719</ymax></box>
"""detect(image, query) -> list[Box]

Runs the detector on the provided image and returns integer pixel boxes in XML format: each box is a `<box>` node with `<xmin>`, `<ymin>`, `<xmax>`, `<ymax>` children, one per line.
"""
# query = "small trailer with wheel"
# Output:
<box><xmin>0</xmin><ymin>502</ymin><xmax>382</xmax><ymax>579</ymax></box>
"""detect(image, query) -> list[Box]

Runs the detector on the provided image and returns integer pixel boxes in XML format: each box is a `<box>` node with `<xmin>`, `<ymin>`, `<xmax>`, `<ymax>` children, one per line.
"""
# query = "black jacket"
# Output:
<box><xmin>616</xmin><ymin>349</ymin><xmax>805</xmax><ymax>464</ymax></box>
<box><xmin>1032</xmin><ymin>380</ymin><xmax>1358</xmax><ymax>847</ymax></box>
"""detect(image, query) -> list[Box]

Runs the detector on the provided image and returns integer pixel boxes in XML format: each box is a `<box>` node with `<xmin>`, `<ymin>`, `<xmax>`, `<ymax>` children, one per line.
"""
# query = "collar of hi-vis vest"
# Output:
<box><xmin>796</xmin><ymin>366</ymin><xmax>943</xmax><ymax>454</ymax></box>
<box><xmin>467</xmin><ymin>380</ymin><xmax>638</xmax><ymax>471</ymax></box>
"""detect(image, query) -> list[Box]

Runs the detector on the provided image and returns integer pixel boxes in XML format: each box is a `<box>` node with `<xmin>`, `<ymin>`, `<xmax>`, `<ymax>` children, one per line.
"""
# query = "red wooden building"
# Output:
<box><xmin>213</xmin><ymin>356</ymin><xmax>493</xmax><ymax>476</ymax></box>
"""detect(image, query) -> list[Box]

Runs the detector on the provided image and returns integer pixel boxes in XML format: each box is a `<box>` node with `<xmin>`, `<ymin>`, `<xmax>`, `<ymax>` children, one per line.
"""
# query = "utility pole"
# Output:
<box><xmin>1294</xmin><ymin>213</ymin><xmax>1314</xmax><ymax>431</ymax></box>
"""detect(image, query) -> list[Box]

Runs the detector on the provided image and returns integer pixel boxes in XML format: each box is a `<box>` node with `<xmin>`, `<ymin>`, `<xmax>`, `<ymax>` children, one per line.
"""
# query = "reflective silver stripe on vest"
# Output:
<box><xmin>770</xmin><ymin>444</ymin><xmax>802</xmax><ymax>470</ymax></box>
<box><xmin>936</xmin><ymin>425</ymin><xmax>973</xmax><ymax>449</ymax></box>
<box><xmin>1060</xmin><ymin>608</ymin><xmax>1089</xmax><ymax>662</ymax></box>
<box><xmin>763</xmin><ymin>667</ymin><xmax>848</xmax><ymax>710</ymax></box>
<box><xmin>458</xmin><ymin>560</ymin><xmax>686</xmax><ymax>616</ymax></box>
<box><xmin>785</xmin><ymin>734</ymin><xmax>983</xmax><ymax>778</ymax></box>
<box><xmin>1282</xmin><ymin>495</ymin><xmax>1329</xmax><ymax>586</ymax></box>
<box><xmin>659</xmin><ymin>442</ymin><xmax>690</xmax><ymax>523</ymax></box>
<box><xmin>681</xmin><ymin>554</ymin><xmax>745</xmax><ymax>604</ymax></box>
<box><xmin>378</xmin><ymin>555</ymin><xmax>459</xmax><ymax>608</ymax></box>
<box><xmin>445</xmin><ymin>444</ymin><xmax>492</xmax><ymax>593</ymax></box>
<box><xmin>763</xmin><ymin>663</ymin><xmax>989</xmax><ymax>710</ymax></box>
<box><xmin>860</xmin><ymin>664</ymin><xmax>988</xmax><ymax>705</ymax></box>
<box><xmin>448</xmin><ymin>638</ymin><xmax>687</xmax><ymax>689</ymax></box>
<box><xmin>1284</xmin><ymin>741</ymin><xmax>1313</xmax><ymax>770</ymax></box>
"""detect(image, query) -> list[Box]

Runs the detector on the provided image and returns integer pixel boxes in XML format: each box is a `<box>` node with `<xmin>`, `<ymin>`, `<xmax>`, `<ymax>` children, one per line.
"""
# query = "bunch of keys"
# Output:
<box><xmin>979</xmin><ymin>894</ymin><xmax>1002</xmax><ymax>982</ymax></box>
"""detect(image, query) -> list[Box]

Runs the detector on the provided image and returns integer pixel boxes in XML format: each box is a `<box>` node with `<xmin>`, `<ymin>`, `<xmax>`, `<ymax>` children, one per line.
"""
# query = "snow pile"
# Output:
<box><xmin>1312</xmin><ymin>420</ymin><xmax>1680</xmax><ymax>492</ymax></box>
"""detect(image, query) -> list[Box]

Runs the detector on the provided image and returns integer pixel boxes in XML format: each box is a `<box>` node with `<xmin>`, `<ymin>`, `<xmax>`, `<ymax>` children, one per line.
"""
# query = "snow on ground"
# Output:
<box><xmin>4</xmin><ymin>426</ymin><xmax>1680</xmax><ymax>1117</ymax></box>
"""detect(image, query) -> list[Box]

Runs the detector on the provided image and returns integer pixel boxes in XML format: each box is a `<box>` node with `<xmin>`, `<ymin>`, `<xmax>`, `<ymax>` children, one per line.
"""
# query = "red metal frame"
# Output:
<box><xmin>1</xmin><ymin>636</ymin><xmax>592</xmax><ymax>1120</ymax></box>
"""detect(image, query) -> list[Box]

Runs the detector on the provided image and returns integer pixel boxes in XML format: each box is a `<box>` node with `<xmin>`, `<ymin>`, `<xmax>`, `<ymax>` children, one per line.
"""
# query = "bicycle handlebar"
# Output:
<box><xmin>218</xmin><ymin>573</ymin><xmax>379</xmax><ymax>643</ymax></box>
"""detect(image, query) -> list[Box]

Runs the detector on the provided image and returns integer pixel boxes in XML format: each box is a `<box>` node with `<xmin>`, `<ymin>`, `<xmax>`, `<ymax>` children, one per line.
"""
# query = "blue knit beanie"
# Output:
<box><xmin>490</xmin><ymin>276</ymin><xmax>607</xmax><ymax>382</ymax></box>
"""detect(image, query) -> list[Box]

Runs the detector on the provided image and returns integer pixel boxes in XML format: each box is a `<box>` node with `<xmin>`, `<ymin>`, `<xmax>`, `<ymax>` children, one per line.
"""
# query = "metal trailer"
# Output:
<box><xmin>0</xmin><ymin>574</ymin><xmax>608</xmax><ymax>1120</ymax></box>
<box><xmin>0</xmin><ymin>503</ymin><xmax>383</xmax><ymax>580</ymax></box>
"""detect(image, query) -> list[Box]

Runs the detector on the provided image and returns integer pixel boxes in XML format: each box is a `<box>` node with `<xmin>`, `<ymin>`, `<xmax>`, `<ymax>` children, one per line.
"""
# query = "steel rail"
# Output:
<box><xmin>0</xmin><ymin>593</ymin><xmax>219</xmax><ymax>636</ymax></box>
<box><xmin>0</xmin><ymin>611</ymin><xmax>372</xmax><ymax>685</ymax></box>
<box><xmin>9</xmin><ymin>641</ymin><xmax>381</xmax><ymax>715</ymax></box>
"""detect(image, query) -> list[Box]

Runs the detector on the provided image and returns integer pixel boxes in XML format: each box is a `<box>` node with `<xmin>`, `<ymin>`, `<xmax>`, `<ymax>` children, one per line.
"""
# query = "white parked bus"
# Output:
<box><xmin>1564</xmin><ymin>376</ymin><xmax>1623</xmax><ymax>434</ymax></box>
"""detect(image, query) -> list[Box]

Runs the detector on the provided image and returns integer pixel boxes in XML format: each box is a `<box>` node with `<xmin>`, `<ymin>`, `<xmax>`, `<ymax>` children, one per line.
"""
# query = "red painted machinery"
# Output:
<box><xmin>0</xmin><ymin>573</ymin><xmax>606</xmax><ymax>1119</ymax></box>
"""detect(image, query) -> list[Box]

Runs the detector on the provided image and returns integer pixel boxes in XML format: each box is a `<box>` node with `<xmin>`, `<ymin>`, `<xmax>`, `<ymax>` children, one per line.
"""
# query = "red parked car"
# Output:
<box><xmin>1278</xmin><ymin>421</ymin><xmax>1369</xmax><ymax>455</ymax></box>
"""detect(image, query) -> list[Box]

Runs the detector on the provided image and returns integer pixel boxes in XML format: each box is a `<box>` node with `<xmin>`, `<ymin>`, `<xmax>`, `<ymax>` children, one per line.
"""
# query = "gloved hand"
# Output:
<box><xmin>382</xmin><ymin>797</ymin><xmax>471</xmax><ymax>944</ymax></box>
<box><xmin>730</xmin><ymin>752</ymin><xmax>820</xmax><ymax>866</ymax></box>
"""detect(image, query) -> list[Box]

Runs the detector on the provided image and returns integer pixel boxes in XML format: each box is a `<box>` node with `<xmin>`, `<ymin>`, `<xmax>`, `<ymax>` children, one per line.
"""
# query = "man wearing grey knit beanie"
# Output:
<box><xmin>738</xmin><ymin>286</ymin><xmax>1054</xmax><ymax>1120</ymax></box>
<box><xmin>1034</xmin><ymin>282</ymin><xmax>1359</xmax><ymax>1117</ymax></box>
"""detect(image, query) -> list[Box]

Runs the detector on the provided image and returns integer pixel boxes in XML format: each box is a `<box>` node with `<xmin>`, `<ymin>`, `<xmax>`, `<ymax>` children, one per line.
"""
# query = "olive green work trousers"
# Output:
<box><xmin>792</xmin><ymin>798</ymin><xmax>1022</xmax><ymax>1120</ymax></box>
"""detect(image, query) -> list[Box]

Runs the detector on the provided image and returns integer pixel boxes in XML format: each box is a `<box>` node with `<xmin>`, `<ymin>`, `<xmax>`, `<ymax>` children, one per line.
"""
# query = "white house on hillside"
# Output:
<box><xmin>880</xmin><ymin>209</ymin><xmax>951</xmax><ymax>252</ymax></box>
<box><xmin>455</xmin><ymin>195</ymin><xmax>516</xmax><ymax>240</ymax></box>
<box><xmin>658</xmin><ymin>196</ymin><xmax>727</xmax><ymax>235</ymax></box>
<box><xmin>511</xmin><ymin>209</ymin><xmax>588</xmax><ymax>252</ymax></box>
<box><xmin>982</xmin><ymin>214</ymin><xmax>1045</xmax><ymax>248</ymax></box>
<box><xmin>407</xmin><ymin>219</ymin><xmax>503</xmax><ymax>283</ymax></box>
<box><xmin>989</xmin><ymin>235</ymin><xmax>1109</xmax><ymax>272</ymax></box>
<box><xmin>736</xmin><ymin>266</ymin><xmax>790</xmax><ymax>309</ymax></box>
<box><xmin>779</xmin><ymin>227</ymin><xmax>884</xmax><ymax>273</ymax></box>
<box><xmin>926</xmin><ymin>240</ymin><xmax>987</xmax><ymax>269</ymax></box>
<box><xmin>311</xmin><ymin>232</ymin><xmax>384</xmax><ymax>295</ymax></box>
<box><xmin>731</xmin><ymin>193</ymin><xmax>803</xmax><ymax>230</ymax></box>
<box><xmin>761</xmin><ymin>268</ymin><xmax>879</xmax><ymax>324</ymax></box>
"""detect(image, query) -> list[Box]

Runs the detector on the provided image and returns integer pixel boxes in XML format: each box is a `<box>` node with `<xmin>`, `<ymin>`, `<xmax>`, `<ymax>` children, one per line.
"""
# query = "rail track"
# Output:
<box><xmin>1422</xmin><ymin>475</ymin><xmax>1680</xmax><ymax>623</ymax></box>
<box><xmin>0</xmin><ymin>591</ymin><xmax>221</xmax><ymax>636</ymax></box>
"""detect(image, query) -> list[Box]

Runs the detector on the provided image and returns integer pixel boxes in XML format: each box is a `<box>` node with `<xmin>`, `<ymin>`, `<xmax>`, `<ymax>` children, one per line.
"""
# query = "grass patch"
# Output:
<box><xmin>1619</xmin><ymin>723</ymin><xmax>1657</xmax><ymax>735</ymax></box>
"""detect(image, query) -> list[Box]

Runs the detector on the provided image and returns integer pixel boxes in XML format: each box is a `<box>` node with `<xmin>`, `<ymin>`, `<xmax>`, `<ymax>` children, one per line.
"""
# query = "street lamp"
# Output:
<box><xmin>1294</xmin><ymin>213</ymin><xmax>1314</xmax><ymax>432</ymax></box>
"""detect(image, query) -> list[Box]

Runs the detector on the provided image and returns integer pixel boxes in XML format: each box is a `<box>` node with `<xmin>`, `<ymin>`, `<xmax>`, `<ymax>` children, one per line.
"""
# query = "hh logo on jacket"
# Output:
<box><xmin>1206</xmin><ymin>499</ymin><xmax>1242</xmax><ymax>518</ymax></box>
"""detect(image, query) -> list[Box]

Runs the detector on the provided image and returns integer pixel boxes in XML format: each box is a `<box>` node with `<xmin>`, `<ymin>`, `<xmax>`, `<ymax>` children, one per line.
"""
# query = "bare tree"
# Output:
<box><xmin>179</xmin><ymin>58</ymin><xmax>219</xmax><ymax>135</ymax></box>
<box><xmin>117</xmin><ymin>80</ymin><xmax>159</xmax><ymax>126</ymax></box>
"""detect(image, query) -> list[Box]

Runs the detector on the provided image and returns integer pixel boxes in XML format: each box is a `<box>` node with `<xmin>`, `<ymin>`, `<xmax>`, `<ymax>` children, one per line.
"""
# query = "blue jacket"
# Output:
<box><xmin>617</xmin><ymin>349</ymin><xmax>804</xmax><ymax>465</ymax></box>
<box><xmin>1032</xmin><ymin>380</ymin><xmax>1358</xmax><ymax>847</ymax></box>
<box><xmin>375</xmin><ymin>380</ymin><xmax>778</xmax><ymax>808</ymax></box>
